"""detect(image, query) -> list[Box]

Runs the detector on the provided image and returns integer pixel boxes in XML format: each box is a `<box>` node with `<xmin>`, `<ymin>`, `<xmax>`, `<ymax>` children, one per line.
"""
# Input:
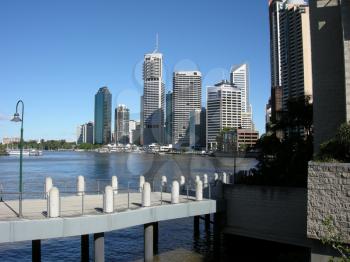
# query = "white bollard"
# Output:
<box><xmin>214</xmin><ymin>173</ymin><xmax>219</xmax><ymax>181</ymax></box>
<box><xmin>203</xmin><ymin>174</ymin><xmax>208</xmax><ymax>188</ymax></box>
<box><xmin>161</xmin><ymin>175</ymin><xmax>167</xmax><ymax>186</ymax></box>
<box><xmin>45</xmin><ymin>177</ymin><xmax>53</xmax><ymax>197</ymax></box>
<box><xmin>139</xmin><ymin>176</ymin><xmax>145</xmax><ymax>192</ymax></box>
<box><xmin>195</xmin><ymin>175</ymin><xmax>200</xmax><ymax>183</ymax></box>
<box><xmin>103</xmin><ymin>186</ymin><xmax>114</xmax><ymax>213</ymax></box>
<box><xmin>112</xmin><ymin>176</ymin><xmax>118</xmax><ymax>194</ymax></box>
<box><xmin>196</xmin><ymin>180</ymin><xmax>203</xmax><ymax>201</ymax></box>
<box><xmin>49</xmin><ymin>187</ymin><xmax>59</xmax><ymax>218</ymax></box>
<box><xmin>180</xmin><ymin>176</ymin><xmax>185</xmax><ymax>186</ymax></box>
<box><xmin>77</xmin><ymin>176</ymin><xmax>85</xmax><ymax>196</ymax></box>
<box><xmin>171</xmin><ymin>181</ymin><xmax>180</xmax><ymax>204</ymax></box>
<box><xmin>222</xmin><ymin>172</ymin><xmax>227</xmax><ymax>184</ymax></box>
<box><xmin>142</xmin><ymin>182</ymin><xmax>151</xmax><ymax>207</ymax></box>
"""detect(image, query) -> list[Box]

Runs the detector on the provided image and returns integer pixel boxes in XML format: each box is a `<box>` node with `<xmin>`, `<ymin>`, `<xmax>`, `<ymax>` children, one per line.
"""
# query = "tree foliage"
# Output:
<box><xmin>317</xmin><ymin>122</ymin><xmax>350</xmax><ymax>162</ymax></box>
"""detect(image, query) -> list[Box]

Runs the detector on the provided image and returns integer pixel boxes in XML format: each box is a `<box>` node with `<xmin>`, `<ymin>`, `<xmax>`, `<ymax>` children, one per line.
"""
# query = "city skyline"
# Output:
<box><xmin>0</xmin><ymin>0</ymin><xmax>270</xmax><ymax>141</ymax></box>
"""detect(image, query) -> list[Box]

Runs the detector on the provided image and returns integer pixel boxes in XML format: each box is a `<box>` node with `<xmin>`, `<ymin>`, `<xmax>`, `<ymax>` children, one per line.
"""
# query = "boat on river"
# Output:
<box><xmin>6</xmin><ymin>149</ymin><xmax>43</xmax><ymax>156</ymax></box>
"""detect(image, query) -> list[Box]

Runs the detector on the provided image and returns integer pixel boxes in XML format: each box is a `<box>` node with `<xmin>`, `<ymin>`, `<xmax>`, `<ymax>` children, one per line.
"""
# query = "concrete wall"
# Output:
<box><xmin>223</xmin><ymin>184</ymin><xmax>309</xmax><ymax>247</ymax></box>
<box><xmin>307</xmin><ymin>162</ymin><xmax>350</xmax><ymax>244</ymax></box>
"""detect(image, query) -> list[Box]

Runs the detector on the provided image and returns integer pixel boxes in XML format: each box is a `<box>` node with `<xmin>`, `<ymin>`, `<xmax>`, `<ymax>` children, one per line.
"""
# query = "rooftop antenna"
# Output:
<box><xmin>153</xmin><ymin>33</ymin><xmax>159</xmax><ymax>53</ymax></box>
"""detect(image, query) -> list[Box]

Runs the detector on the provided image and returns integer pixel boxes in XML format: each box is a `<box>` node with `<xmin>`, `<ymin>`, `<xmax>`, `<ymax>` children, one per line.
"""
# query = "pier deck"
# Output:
<box><xmin>0</xmin><ymin>192</ymin><xmax>216</xmax><ymax>243</ymax></box>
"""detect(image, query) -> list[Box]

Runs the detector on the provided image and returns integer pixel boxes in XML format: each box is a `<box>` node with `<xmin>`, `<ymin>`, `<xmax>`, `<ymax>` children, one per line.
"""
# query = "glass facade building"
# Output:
<box><xmin>94</xmin><ymin>87</ymin><xmax>112</xmax><ymax>144</ymax></box>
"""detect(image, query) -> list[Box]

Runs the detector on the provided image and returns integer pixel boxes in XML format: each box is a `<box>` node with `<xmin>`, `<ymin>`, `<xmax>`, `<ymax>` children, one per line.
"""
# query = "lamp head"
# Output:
<box><xmin>11</xmin><ymin>113</ymin><xmax>22</xmax><ymax>122</ymax></box>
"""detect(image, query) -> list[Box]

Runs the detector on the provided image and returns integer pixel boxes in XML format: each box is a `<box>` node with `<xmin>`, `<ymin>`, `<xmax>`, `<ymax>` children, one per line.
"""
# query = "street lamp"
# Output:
<box><xmin>11</xmin><ymin>100</ymin><xmax>24</xmax><ymax>218</ymax></box>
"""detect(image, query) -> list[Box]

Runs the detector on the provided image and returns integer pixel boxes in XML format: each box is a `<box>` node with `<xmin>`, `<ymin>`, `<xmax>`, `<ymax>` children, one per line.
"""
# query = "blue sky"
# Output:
<box><xmin>0</xmin><ymin>0</ymin><xmax>270</xmax><ymax>142</ymax></box>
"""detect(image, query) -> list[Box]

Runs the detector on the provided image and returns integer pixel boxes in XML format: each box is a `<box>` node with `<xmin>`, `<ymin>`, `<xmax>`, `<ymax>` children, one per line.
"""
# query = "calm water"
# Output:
<box><xmin>0</xmin><ymin>151</ymin><xmax>257</xmax><ymax>262</ymax></box>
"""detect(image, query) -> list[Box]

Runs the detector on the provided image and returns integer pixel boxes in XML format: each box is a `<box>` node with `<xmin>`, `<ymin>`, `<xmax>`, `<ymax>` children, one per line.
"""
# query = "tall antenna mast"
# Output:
<box><xmin>154</xmin><ymin>33</ymin><xmax>159</xmax><ymax>53</ymax></box>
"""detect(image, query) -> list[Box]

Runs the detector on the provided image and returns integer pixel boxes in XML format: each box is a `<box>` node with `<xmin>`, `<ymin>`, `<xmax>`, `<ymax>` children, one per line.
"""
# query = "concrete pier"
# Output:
<box><xmin>153</xmin><ymin>222</ymin><xmax>159</xmax><ymax>254</ymax></box>
<box><xmin>171</xmin><ymin>181</ymin><xmax>179</xmax><ymax>204</ymax></box>
<box><xmin>205</xmin><ymin>214</ymin><xmax>210</xmax><ymax>231</ymax></box>
<box><xmin>142</xmin><ymin>182</ymin><xmax>151</xmax><ymax>207</ymax></box>
<box><xmin>77</xmin><ymin>176</ymin><xmax>85</xmax><ymax>196</ymax></box>
<box><xmin>139</xmin><ymin>176</ymin><xmax>145</xmax><ymax>193</ymax></box>
<box><xmin>94</xmin><ymin>232</ymin><xmax>104</xmax><ymax>262</ymax></box>
<box><xmin>81</xmin><ymin>234</ymin><xmax>89</xmax><ymax>262</ymax></box>
<box><xmin>48</xmin><ymin>187</ymin><xmax>59</xmax><ymax>218</ymax></box>
<box><xmin>196</xmin><ymin>180</ymin><xmax>203</xmax><ymax>201</ymax></box>
<box><xmin>111</xmin><ymin>176</ymin><xmax>118</xmax><ymax>194</ymax></box>
<box><xmin>32</xmin><ymin>239</ymin><xmax>41</xmax><ymax>262</ymax></box>
<box><xmin>194</xmin><ymin>216</ymin><xmax>200</xmax><ymax>237</ymax></box>
<box><xmin>103</xmin><ymin>186</ymin><xmax>113</xmax><ymax>213</ymax></box>
<box><xmin>45</xmin><ymin>177</ymin><xmax>53</xmax><ymax>198</ymax></box>
<box><xmin>144</xmin><ymin>223</ymin><xmax>154</xmax><ymax>262</ymax></box>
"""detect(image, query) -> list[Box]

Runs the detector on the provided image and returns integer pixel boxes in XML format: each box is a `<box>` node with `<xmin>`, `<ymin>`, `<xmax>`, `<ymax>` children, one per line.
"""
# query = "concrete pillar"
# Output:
<box><xmin>111</xmin><ymin>176</ymin><xmax>118</xmax><ymax>194</ymax></box>
<box><xmin>32</xmin><ymin>239</ymin><xmax>41</xmax><ymax>262</ymax></box>
<box><xmin>153</xmin><ymin>222</ymin><xmax>158</xmax><ymax>254</ymax></box>
<box><xmin>205</xmin><ymin>214</ymin><xmax>210</xmax><ymax>231</ymax></box>
<box><xmin>49</xmin><ymin>187</ymin><xmax>59</xmax><ymax>218</ymax></box>
<box><xmin>142</xmin><ymin>182</ymin><xmax>151</xmax><ymax>207</ymax></box>
<box><xmin>161</xmin><ymin>175</ymin><xmax>167</xmax><ymax>186</ymax></box>
<box><xmin>94</xmin><ymin>232</ymin><xmax>104</xmax><ymax>262</ymax></box>
<box><xmin>180</xmin><ymin>175</ymin><xmax>185</xmax><ymax>186</ymax></box>
<box><xmin>203</xmin><ymin>174</ymin><xmax>208</xmax><ymax>188</ymax></box>
<box><xmin>139</xmin><ymin>175</ymin><xmax>145</xmax><ymax>193</ymax></box>
<box><xmin>196</xmin><ymin>180</ymin><xmax>203</xmax><ymax>201</ymax></box>
<box><xmin>77</xmin><ymin>175</ymin><xmax>85</xmax><ymax>196</ymax></box>
<box><xmin>194</xmin><ymin>216</ymin><xmax>200</xmax><ymax>237</ymax></box>
<box><xmin>171</xmin><ymin>180</ymin><xmax>179</xmax><ymax>204</ymax></box>
<box><xmin>81</xmin><ymin>234</ymin><xmax>89</xmax><ymax>262</ymax></box>
<box><xmin>103</xmin><ymin>186</ymin><xmax>113</xmax><ymax>213</ymax></box>
<box><xmin>45</xmin><ymin>177</ymin><xmax>53</xmax><ymax>198</ymax></box>
<box><xmin>195</xmin><ymin>175</ymin><xmax>200</xmax><ymax>183</ymax></box>
<box><xmin>222</xmin><ymin>172</ymin><xmax>227</xmax><ymax>184</ymax></box>
<box><xmin>214</xmin><ymin>212</ymin><xmax>222</xmax><ymax>259</ymax></box>
<box><xmin>214</xmin><ymin>173</ymin><xmax>219</xmax><ymax>181</ymax></box>
<box><xmin>144</xmin><ymin>223</ymin><xmax>154</xmax><ymax>262</ymax></box>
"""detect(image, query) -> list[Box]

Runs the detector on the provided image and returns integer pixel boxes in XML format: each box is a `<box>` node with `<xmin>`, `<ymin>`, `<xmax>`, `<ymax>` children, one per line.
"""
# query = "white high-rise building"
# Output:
<box><xmin>141</xmin><ymin>52</ymin><xmax>165</xmax><ymax>145</ymax></box>
<box><xmin>230</xmin><ymin>63</ymin><xmax>253</xmax><ymax>129</ymax></box>
<box><xmin>115</xmin><ymin>105</ymin><xmax>130</xmax><ymax>144</ymax></box>
<box><xmin>173</xmin><ymin>71</ymin><xmax>202</xmax><ymax>147</ymax></box>
<box><xmin>129</xmin><ymin>120</ymin><xmax>137</xmax><ymax>144</ymax></box>
<box><xmin>206</xmin><ymin>80</ymin><xmax>241</xmax><ymax>149</ymax></box>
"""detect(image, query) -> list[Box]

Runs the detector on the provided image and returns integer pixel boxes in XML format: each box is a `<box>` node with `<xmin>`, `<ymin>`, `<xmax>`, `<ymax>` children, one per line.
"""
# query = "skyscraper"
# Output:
<box><xmin>269</xmin><ymin>0</ymin><xmax>312</xmax><ymax>136</ymax></box>
<box><xmin>94</xmin><ymin>87</ymin><xmax>112</xmax><ymax>144</ymax></box>
<box><xmin>141</xmin><ymin>52</ymin><xmax>165</xmax><ymax>145</ymax></box>
<box><xmin>115</xmin><ymin>105</ymin><xmax>130</xmax><ymax>144</ymax></box>
<box><xmin>173</xmin><ymin>71</ymin><xmax>202</xmax><ymax>147</ymax></box>
<box><xmin>165</xmin><ymin>91</ymin><xmax>173</xmax><ymax>145</ymax></box>
<box><xmin>189</xmin><ymin>108</ymin><xmax>206</xmax><ymax>150</ymax></box>
<box><xmin>206</xmin><ymin>80</ymin><xmax>241</xmax><ymax>149</ymax></box>
<box><xmin>230</xmin><ymin>64</ymin><xmax>253</xmax><ymax>129</ymax></box>
<box><xmin>309</xmin><ymin>0</ymin><xmax>350</xmax><ymax>151</ymax></box>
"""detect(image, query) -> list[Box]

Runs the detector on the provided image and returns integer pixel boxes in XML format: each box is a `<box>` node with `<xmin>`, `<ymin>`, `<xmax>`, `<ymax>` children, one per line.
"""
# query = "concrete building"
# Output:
<box><xmin>206</xmin><ymin>80</ymin><xmax>241</xmax><ymax>150</ymax></box>
<box><xmin>165</xmin><ymin>91</ymin><xmax>173</xmax><ymax>145</ymax></box>
<box><xmin>237</xmin><ymin>129</ymin><xmax>259</xmax><ymax>149</ymax></box>
<box><xmin>2</xmin><ymin>137</ymin><xmax>20</xmax><ymax>145</ymax></box>
<box><xmin>129</xmin><ymin>120</ymin><xmax>137</xmax><ymax>145</ymax></box>
<box><xmin>77</xmin><ymin>122</ymin><xmax>94</xmax><ymax>144</ymax></box>
<box><xmin>94</xmin><ymin>87</ymin><xmax>112</xmax><ymax>145</ymax></box>
<box><xmin>309</xmin><ymin>0</ymin><xmax>350</xmax><ymax>151</ymax></box>
<box><xmin>269</xmin><ymin>0</ymin><xmax>313</xmax><ymax>137</ymax></box>
<box><xmin>115</xmin><ymin>105</ymin><xmax>130</xmax><ymax>144</ymax></box>
<box><xmin>141</xmin><ymin>52</ymin><xmax>165</xmax><ymax>145</ymax></box>
<box><xmin>173</xmin><ymin>71</ymin><xmax>202</xmax><ymax>147</ymax></box>
<box><xmin>131</xmin><ymin>122</ymin><xmax>141</xmax><ymax>145</ymax></box>
<box><xmin>189</xmin><ymin>108</ymin><xmax>206</xmax><ymax>150</ymax></box>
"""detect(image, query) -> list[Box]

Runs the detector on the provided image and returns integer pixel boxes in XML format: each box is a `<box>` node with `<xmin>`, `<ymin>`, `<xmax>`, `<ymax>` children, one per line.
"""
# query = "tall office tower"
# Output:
<box><xmin>82</xmin><ymin>122</ymin><xmax>94</xmax><ymax>144</ymax></box>
<box><xmin>269</xmin><ymin>0</ymin><xmax>312</xmax><ymax>136</ymax></box>
<box><xmin>142</xmin><ymin>52</ymin><xmax>165</xmax><ymax>145</ymax></box>
<box><xmin>189</xmin><ymin>108</ymin><xmax>206</xmax><ymax>149</ymax></box>
<box><xmin>231</xmin><ymin>64</ymin><xmax>253</xmax><ymax>129</ymax></box>
<box><xmin>115</xmin><ymin>105</ymin><xmax>130</xmax><ymax>144</ymax></box>
<box><xmin>165</xmin><ymin>91</ymin><xmax>173</xmax><ymax>145</ymax></box>
<box><xmin>76</xmin><ymin>125</ymin><xmax>83</xmax><ymax>144</ymax></box>
<box><xmin>309</xmin><ymin>0</ymin><xmax>350</xmax><ymax>152</ymax></box>
<box><xmin>94</xmin><ymin>87</ymin><xmax>112</xmax><ymax>144</ymax></box>
<box><xmin>172</xmin><ymin>71</ymin><xmax>202</xmax><ymax>147</ymax></box>
<box><xmin>129</xmin><ymin>120</ymin><xmax>137</xmax><ymax>144</ymax></box>
<box><xmin>206</xmin><ymin>80</ymin><xmax>241</xmax><ymax>149</ymax></box>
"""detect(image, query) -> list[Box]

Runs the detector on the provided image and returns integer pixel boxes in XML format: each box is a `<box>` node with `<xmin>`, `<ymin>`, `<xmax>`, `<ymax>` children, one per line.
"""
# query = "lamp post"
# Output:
<box><xmin>11</xmin><ymin>100</ymin><xmax>24</xmax><ymax>218</ymax></box>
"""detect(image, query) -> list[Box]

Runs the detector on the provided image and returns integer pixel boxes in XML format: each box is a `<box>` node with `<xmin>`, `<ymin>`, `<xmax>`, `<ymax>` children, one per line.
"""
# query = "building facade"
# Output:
<box><xmin>206</xmin><ymin>80</ymin><xmax>241</xmax><ymax>149</ymax></box>
<box><xmin>115</xmin><ymin>105</ymin><xmax>130</xmax><ymax>144</ymax></box>
<box><xmin>141</xmin><ymin>53</ymin><xmax>165</xmax><ymax>145</ymax></box>
<box><xmin>94</xmin><ymin>87</ymin><xmax>112</xmax><ymax>144</ymax></box>
<box><xmin>268</xmin><ymin>0</ymin><xmax>312</xmax><ymax>137</ymax></box>
<box><xmin>129</xmin><ymin>120</ymin><xmax>137</xmax><ymax>145</ymax></box>
<box><xmin>173</xmin><ymin>71</ymin><xmax>202</xmax><ymax>147</ymax></box>
<box><xmin>165</xmin><ymin>91</ymin><xmax>173</xmax><ymax>145</ymax></box>
<box><xmin>189</xmin><ymin>108</ymin><xmax>206</xmax><ymax>150</ymax></box>
<box><xmin>309</xmin><ymin>0</ymin><xmax>350</xmax><ymax>151</ymax></box>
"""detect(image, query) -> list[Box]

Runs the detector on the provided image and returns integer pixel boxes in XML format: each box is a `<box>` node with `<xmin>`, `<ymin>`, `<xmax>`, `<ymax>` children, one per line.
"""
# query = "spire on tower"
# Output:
<box><xmin>153</xmin><ymin>33</ymin><xmax>159</xmax><ymax>53</ymax></box>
